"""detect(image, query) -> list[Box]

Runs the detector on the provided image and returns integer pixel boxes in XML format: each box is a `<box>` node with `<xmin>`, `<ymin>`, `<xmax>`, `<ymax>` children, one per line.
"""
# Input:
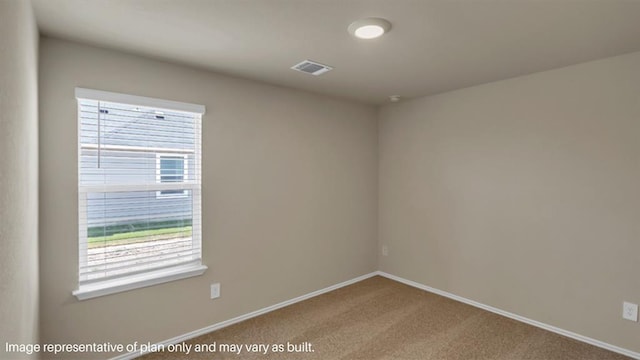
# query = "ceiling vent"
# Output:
<box><xmin>291</xmin><ymin>60</ymin><xmax>333</xmax><ymax>76</ymax></box>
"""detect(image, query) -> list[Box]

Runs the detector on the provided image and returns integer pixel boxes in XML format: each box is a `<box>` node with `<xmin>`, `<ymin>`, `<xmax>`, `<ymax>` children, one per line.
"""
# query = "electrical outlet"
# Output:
<box><xmin>210</xmin><ymin>283</ymin><xmax>220</xmax><ymax>299</ymax></box>
<box><xmin>623</xmin><ymin>302</ymin><xmax>638</xmax><ymax>321</ymax></box>
<box><xmin>381</xmin><ymin>245</ymin><xmax>389</xmax><ymax>256</ymax></box>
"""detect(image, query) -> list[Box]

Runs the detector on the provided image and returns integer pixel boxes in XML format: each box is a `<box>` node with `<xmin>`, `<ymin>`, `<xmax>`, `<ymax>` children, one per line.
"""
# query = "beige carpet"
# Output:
<box><xmin>141</xmin><ymin>276</ymin><xmax>630</xmax><ymax>359</ymax></box>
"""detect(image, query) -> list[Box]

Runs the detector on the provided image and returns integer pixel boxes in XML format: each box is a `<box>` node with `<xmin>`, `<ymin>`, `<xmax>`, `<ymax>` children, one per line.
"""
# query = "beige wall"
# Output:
<box><xmin>379</xmin><ymin>51</ymin><xmax>640</xmax><ymax>352</ymax></box>
<box><xmin>39</xmin><ymin>37</ymin><xmax>378</xmax><ymax>358</ymax></box>
<box><xmin>0</xmin><ymin>0</ymin><xmax>40</xmax><ymax>357</ymax></box>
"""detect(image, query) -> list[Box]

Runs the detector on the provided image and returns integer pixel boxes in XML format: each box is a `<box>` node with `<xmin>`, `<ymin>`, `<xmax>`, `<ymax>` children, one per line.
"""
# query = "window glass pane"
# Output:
<box><xmin>78</xmin><ymin>99</ymin><xmax>197</xmax><ymax>186</ymax></box>
<box><xmin>83</xmin><ymin>190</ymin><xmax>197</xmax><ymax>280</ymax></box>
<box><xmin>77</xmin><ymin>92</ymin><xmax>202</xmax><ymax>288</ymax></box>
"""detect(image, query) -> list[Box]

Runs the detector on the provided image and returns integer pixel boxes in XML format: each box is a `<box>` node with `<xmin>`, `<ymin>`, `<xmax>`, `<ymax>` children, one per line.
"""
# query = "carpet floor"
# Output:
<box><xmin>140</xmin><ymin>276</ymin><xmax>630</xmax><ymax>359</ymax></box>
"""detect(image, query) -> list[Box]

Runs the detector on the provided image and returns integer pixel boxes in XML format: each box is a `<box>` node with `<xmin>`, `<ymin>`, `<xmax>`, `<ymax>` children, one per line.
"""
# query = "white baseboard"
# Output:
<box><xmin>375</xmin><ymin>271</ymin><xmax>640</xmax><ymax>360</ymax></box>
<box><xmin>110</xmin><ymin>272</ymin><xmax>378</xmax><ymax>360</ymax></box>
<box><xmin>111</xmin><ymin>270</ymin><xmax>638</xmax><ymax>360</ymax></box>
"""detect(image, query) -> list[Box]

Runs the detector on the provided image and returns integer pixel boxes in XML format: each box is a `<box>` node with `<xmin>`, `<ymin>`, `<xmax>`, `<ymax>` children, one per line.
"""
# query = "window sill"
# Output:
<box><xmin>72</xmin><ymin>264</ymin><xmax>208</xmax><ymax>301</ymax></box>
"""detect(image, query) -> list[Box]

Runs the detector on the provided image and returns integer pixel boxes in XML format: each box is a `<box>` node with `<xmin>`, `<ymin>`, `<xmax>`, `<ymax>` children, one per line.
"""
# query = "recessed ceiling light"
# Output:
<box><xmin>348</xmin><ymin>18</ymin><xmax>391</xmax><ymax>39</ymax></box>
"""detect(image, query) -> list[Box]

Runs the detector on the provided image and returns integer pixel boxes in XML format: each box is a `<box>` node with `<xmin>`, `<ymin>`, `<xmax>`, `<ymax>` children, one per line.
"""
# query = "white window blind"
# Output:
<box><xmin>74</xmin><ymin>88</ymin><xmax>206</xmax><ymax>300</ymax></box>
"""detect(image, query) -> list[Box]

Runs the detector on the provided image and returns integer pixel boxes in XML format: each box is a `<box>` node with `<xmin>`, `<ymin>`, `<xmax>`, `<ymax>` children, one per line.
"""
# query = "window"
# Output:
<box><xmin>73</xmin><ymin>88</ymin><xmax>206</xmax><ymax>300</ymax></box>
<box><xmin>156</xmin><ymin>154</ymin><xmax>188</xmax><ymax>198</ymax></box>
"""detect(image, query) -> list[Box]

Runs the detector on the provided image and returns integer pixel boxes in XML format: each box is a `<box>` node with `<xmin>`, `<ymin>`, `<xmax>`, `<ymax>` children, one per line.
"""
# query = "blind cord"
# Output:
<box><xmin>97</xmin><ymin>102</ymin><xmax>101</xmax><ymax>169</ymax></box>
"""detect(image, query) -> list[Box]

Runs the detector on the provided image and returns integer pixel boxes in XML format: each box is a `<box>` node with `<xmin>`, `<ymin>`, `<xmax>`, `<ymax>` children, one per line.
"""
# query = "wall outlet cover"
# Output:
<box><xmin>623</xmin><ymin>301</ymin><xmax>638</xmax><ymax>321</ymax></box>
<box><xmin>211</xmin><ymin>283</ymin><xmax>220</xmax><ymax>299</ymax></box>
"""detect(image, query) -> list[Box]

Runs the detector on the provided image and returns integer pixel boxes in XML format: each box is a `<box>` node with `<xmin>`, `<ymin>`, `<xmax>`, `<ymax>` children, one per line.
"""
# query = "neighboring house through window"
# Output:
<box><xmin>156</xmin><ymin>153</ymin><xmax>188</xmax><ymax>198</ymax></box>
<box><xmin>74</xmin><ymin>88</ymin><xmax>206</xmax><ymax>300</ymax></box>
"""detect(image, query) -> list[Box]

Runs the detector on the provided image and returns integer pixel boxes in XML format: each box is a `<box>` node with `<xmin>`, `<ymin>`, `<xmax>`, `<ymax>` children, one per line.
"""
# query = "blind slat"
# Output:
<box><xmin>81</xmin><ymin>259</ymin><xmax>202</xmax><ymax>285</ymax></box>
<box><xmin>82</xmin><ymin>246</ymin><xmax>201</xmax><ymax>274</ymax></box>
<box><xmin>77</xmin><ymin>93</ymin><xmax>203</xmax><ymax>286</ymax></box>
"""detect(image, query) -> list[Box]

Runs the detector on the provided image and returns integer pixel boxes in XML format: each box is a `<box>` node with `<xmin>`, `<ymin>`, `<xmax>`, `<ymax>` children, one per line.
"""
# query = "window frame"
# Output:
<box><xmin>73</xmin><ymin>88</ymin><xmax>206</xmax><ymax>301</ymax></box>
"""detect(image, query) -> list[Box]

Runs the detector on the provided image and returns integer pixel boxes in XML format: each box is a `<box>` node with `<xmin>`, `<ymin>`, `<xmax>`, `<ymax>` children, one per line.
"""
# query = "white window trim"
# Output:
<box><xmin>75</xmin><ymin>87</ymin><xmax>205</xmax><ymax>301</ymax></box>
<box><xmin>155</xmin><ymin>153</ymin><xmax>189</xmax><ymax>199</ymax></box>
<box><xmin>75</xmin><ymin>88</ymin><xmax>206</xmax><ymax>115</ymax></box>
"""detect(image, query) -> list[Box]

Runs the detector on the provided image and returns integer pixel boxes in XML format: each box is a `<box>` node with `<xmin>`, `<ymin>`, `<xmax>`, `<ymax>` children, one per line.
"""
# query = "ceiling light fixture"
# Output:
<box><xmin>348</xmin><ymin>17</ymin><xmax>392</xmax><ymax>39</ymax></box>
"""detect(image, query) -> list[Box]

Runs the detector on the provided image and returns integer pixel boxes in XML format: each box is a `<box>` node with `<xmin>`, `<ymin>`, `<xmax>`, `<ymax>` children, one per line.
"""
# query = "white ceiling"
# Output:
<box><xmin>32</xmin><ymin>0</ymin><xmax>640</xmax><ymax>105</ymax></box>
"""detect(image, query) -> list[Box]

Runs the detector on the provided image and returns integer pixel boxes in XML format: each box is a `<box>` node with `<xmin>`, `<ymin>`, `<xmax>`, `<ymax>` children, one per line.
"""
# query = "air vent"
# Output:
<box><xmin>291</xmin><ymin>60</ymin><xmax>333</xmax><ymax>76</ymax></box>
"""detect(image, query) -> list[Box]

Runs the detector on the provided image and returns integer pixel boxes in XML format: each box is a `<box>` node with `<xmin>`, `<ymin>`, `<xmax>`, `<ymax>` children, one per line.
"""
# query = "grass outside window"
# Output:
<box><xmin>88</xmin><ymin>225</ymin><xmax>192</xmax><ymax>249</ymax></box>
